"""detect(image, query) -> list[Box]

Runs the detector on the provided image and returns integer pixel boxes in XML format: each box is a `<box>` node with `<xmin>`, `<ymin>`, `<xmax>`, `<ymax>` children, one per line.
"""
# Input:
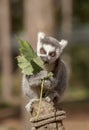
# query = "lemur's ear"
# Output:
<box><xmin>59</xmin><ymin>40</ymin><xmax>68</xmax><ymax>50</ymax></box>
<box><xmin>38</xmin><ymin>32</ymin><xmax>45</xmax><ymax>41</ymax></box>
<box><xmin>37</xmin><ymin>32</ymin><xmax>45</xmax><ymax>55</ymax></box>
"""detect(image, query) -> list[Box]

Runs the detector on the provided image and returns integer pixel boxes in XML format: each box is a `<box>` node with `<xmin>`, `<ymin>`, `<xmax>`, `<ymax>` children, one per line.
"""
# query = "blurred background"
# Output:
<box><xmin>0</xmin><ymin>0</ymin><xmax>89</xmax><ymax>130</ymax></box>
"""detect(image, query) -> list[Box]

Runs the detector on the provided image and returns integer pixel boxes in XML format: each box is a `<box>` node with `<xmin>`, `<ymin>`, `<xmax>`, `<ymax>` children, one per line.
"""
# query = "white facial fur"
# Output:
<box><xmin>37</xmin><ymin>32</ymin><xmax>68</xmax><ymax>64</ymax></box>
<box><xmin>42</xmin><ymin>44</ymin><xmax>55</xmax><ymax>56</ymax></box>
<box><xmin>37</xmin><ymin>44</ymin><xmax>60</xmax><ymax>64</ymax></box>
<box><xmin>37</xmin><ymin>32</ymin><xmax>45</xmax><ymax>56</ymax></box>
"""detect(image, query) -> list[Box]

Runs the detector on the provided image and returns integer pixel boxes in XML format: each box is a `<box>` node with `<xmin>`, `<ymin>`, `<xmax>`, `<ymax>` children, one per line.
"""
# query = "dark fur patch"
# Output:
<box><xmin>41</xmin><ymin>36</ymin><xmax>60</xmax><ymax>48</ymax></box>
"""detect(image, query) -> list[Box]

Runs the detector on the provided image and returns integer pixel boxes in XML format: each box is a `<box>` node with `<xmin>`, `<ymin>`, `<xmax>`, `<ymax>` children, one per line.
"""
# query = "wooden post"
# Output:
<box><xmin>29</xmin><ymin>100</ymin><xmax>66</xmax><ymax>130</ymax></box>
<box><xmin>0</xmin><ymin>0</ymin><xmax>12</xmax><ymax>102</ymax></box>
<box><xmin>61</xmin><ymin>0</ymin><xmax>72</xmax><ymax>40</ymax></box>
<box><xmin>23</xmin><ymin>0</ymin><xmax>55</xmax><ymax>50</ymax></box>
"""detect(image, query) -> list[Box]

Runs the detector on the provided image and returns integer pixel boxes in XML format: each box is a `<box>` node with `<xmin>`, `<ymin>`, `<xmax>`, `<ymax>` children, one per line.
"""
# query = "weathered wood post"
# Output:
<box><xmin>29</xmin><ymin>99</ymin><xmax>66</xmax><ymax>130</ymax></box>
<box><xmin>0</xmin><ymin>0</ymin><xmax>12</xmax><ymax>102</ymax></box>
<box><xmin>61</xmin><ymin>0</ymin><xmax>72</xmax><ymax>40</ymax></box>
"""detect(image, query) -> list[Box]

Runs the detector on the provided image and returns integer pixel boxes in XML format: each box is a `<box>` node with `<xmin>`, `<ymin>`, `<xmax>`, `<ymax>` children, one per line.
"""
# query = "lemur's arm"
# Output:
<box><xmin>26</xmin><ymin>70</ymin><xmax>48</xmax><ymax>88</ymax></box>
<box><xmin>23</xmin><ymin>69</ymin><xmax>58</xmax><ymax>92</ymax></box>
<box><xmin>43</xmin><ymin>75</ymin><xmax>59</xmax><ymax>90</ymax></box>
<box><xmin>22</xmin><ymin>70</ymin><xmax>48</xmax><ymax>98</ymax></box>
<box><xmin>43</xmin><ymin>61</ymin><xmax>67</xmax><ymax>91</ymax></box>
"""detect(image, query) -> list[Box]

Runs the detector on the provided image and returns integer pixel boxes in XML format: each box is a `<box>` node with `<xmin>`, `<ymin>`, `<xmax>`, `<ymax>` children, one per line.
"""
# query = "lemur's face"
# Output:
<box><xmin>37</xmin><ymin>32</ymin><xmax>68</xmax><ymax>64</ymax></box>
<box><xmin>38</xmin><ymin>44</ymin><xmax>60</xmax><ymax>64</ymax></box>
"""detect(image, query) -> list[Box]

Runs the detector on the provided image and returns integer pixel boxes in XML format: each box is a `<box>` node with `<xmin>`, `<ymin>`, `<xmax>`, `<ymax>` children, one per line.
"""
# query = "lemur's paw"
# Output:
<box><xmin>25</xmin><ymin>103</ymin><xmax>33</xmax><ymax>112</ymax></box>
<box><xmin>45</xmin><ymin>96</ymin><xmax>51</xmax><ymax>103</ymax></box>
<box><xmin>44</xmin><ymin>80</ymin><xmax>51</xmax><ymax>89</ymax></box>
<box><xmin>31</xmin><ymin>127</ymin><xmax>36</xmax><ymax>130</ymax></box>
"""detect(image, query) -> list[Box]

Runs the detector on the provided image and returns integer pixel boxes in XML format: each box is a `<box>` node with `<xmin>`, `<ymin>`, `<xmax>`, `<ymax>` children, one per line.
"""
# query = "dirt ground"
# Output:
<box><xmin>64</xmin><ymin>114</ymin><xmax>89</xmax><ymax>130</ymax></box>
<box><xmin>64</xmin><ymin>101</ymin><xmax>89</xmax><ymax>130</ymax></box>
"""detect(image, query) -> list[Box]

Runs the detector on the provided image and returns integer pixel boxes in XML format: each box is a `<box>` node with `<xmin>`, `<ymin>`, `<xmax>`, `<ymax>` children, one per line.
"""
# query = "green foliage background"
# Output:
<box><xmin>73</xmin><ymin>0</ymin><xmax>89</xmax><ymax>24</ymax></box>
<box><xmin>69</xmin><ymin>45</ymin><xmax>89</xmax><ymax>90</ymax></box>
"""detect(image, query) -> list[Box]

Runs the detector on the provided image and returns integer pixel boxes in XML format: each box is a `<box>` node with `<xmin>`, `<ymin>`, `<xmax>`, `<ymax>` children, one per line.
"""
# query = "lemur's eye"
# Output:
<box><xmin>49</xmin><ymin>52</ymin><xmax>56</xmax><ymax>57</ymax></box>
<box><xmin>40</xmin><ymin>48</ymin><xmax>46</xmax><ymax>54</ymax></box>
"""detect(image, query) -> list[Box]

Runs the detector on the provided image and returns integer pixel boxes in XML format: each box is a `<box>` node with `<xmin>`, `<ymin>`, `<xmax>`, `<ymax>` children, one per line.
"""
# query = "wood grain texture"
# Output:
<box><xmin>30</xmin><ymin>99</ymin><xmax>66</xmax><ymax>130</ymax></box>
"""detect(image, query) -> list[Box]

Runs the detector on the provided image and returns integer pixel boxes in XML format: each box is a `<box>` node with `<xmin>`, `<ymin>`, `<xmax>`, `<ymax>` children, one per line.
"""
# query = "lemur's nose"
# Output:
<box><xmin>44</xmin><ymin>60</ymin><xmax>49</xmax><ymax>64</ymax></box>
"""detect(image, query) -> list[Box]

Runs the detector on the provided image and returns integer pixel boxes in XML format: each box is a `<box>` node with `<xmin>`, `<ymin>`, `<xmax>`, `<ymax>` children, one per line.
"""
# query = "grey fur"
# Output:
<box><xmin>41</xmin><ymin>36</ymin><xmax>60</xmax><ymax>48</ymax></box>
<box><xmin>22</xmin><ymin>34</ymin><xmax>68</xmax><ymax>112</ymax></box>
<box><xmin>43</xmin><ymin>59</ymin><xmax>68</xmax><ymax>103</ymax></box>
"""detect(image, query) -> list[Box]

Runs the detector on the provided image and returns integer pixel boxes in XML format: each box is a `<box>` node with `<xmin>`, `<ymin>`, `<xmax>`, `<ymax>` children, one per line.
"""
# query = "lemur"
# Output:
<box><xmin>22</xmin><ymin>32</ymin><xmax>68</xmax><ymax>112</ymax></box>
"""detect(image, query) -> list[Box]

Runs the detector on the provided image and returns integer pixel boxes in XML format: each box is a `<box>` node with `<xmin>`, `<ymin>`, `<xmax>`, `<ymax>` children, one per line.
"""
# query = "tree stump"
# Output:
<box><xmin>29</xmin><ymin>99</ymin><xmax>66</xmax><ymax>130</ymax></box>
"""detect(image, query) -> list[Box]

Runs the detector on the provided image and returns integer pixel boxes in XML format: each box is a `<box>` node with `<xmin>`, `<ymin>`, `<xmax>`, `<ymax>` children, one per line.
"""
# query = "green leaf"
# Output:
<box><xmin>17</xmin><ymin>38</ymin><xmax>44</xmax><ymax>75</ymax></box>
<box><xmin>33</xmin><ymin>57</ymin><xmax>44</xmax><ymax>69</ymax></box>
<box><xmin>17</xmin><ymin>55</ymin><xmax>33</xmax><ymax>75</ymax></box>
<box><xmin>18</xmin><ymin>38</ymin><xmax>36</xmax><ymax>60</ymax></box>
<box><xmin>31</xmin><ymin>60</ymin><xmax>43</xmax><ymax>74</ymax></box>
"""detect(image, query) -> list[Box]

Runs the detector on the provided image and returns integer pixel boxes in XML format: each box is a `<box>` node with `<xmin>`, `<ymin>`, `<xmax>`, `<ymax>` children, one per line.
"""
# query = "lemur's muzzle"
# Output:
<box><xmin>41</xmin><ymin>56</ymin><xmax>49</xmax><ymax>64</ymax></box>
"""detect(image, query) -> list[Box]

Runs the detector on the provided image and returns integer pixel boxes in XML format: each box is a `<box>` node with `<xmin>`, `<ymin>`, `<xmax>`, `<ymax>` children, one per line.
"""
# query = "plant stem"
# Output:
<box><xmin>35</xmin><ymin>79</ymin><xmax>44</xmax><ymax>120</ymax></box>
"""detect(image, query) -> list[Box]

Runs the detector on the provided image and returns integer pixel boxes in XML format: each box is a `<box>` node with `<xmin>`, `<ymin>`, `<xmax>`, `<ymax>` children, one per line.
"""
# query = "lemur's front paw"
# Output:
<box><xmin>25</xmin><ymin>99</ymin><xmax>39</xmax><ymax>112</ymax></box>
<box><xmin>39</xmin><ymin>70</ymin><xmax>48</xmax><ymax>79</ymax></box>
<box><xmin>44</xmin><ymin>80</ymin><xmax>51</xmax><ymax>89</ymax></box>
<box><xmin>45</xmin><ymin>96</ymin><xmax>51</xmax><ymax>102</ymax></box>
<box><xmin>25</xmin><ymin>103</ymin><xmax>33</xmax><ymax>112</ymax></box>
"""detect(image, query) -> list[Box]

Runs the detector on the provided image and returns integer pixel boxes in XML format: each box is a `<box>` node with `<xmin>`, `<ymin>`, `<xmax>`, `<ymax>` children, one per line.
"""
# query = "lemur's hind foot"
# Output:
<box><xmin>25</xmin><ymin>99</ymin><xmax>39</xmax><ymax>112</ymax></box>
